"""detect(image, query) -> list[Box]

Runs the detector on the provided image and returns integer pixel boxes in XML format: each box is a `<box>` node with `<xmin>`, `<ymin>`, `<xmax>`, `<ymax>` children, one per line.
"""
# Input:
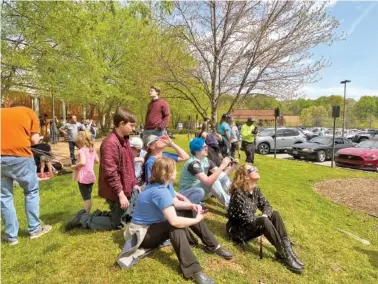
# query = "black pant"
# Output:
<box><xmin>230</xmin><ymin>142</ymin><xmax>239</xmax><ymax>158</ymax></box>
<box><xmin>68</xmin><ymin>141</ymin><xmax>77</xmax><ymax>164</ymax></box>
<box><xmin>140</xmin><ymin>210</ymin><xmax>218</xmax><ymax>278</ymax></box>
<box><xmin>243</xmin><ymin>211</ymin><xmax>288</xmax><ymax>250</ymax></box>
<box><xmin>78</xmin><ymin>182</ymin><xmax>93</xmax><ymax>201</ymax></box>
<box><xmin>242</xmin><ymin>141</ymin><xmax>255</xmax><ymax>163</ymax></box>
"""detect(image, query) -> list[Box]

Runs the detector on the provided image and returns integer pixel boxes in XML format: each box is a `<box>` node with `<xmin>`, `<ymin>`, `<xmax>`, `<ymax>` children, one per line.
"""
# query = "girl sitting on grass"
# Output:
<box><xmin>226</xmin><ymin>164</ymin><xmax>304</xmax><ymax>274</ymax></box>
<box><xmin>72</xmin><ymin>130</ymin><xmax>99</xmax><ymax>213</ymax></box>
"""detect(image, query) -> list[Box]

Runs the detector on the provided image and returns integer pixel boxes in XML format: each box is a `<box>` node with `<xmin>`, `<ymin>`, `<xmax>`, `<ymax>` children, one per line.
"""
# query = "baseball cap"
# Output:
<box><xmin>146</xmin><ymin>135</ymin><xmax>160</xmax><ymax>147</ymax></box>
<box><xmin>130</xmin><ymin>137</ymin><xmax>143</xmax><ymax>150</ymax></box>
<box><xmin>247</xmin><ymin>116</ymin><xmax>255</xmax><ymax>122</ymax></box>
<box><xmin>189</xmin><ymin>138</ymin><xmax>206</xmax><ymax>155</ymax></box>
<box><xmin>222</xmin><ymin>113</ymin><xmax>230</xmax><ymax>120</ymax></box>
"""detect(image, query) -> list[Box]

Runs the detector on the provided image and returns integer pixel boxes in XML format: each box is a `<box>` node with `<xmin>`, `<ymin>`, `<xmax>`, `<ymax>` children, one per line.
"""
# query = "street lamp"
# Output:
<box><xmin>340</xmin><ymin>80</ymin><xmax>351</xmax><ymax>137</ymax></box>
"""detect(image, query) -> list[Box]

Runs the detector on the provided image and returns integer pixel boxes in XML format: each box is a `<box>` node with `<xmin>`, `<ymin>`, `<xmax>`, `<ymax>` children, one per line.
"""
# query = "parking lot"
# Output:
<box><xmin>266</xmin><ymin>152</ymin><xmax>333</xmax><ymax>168</ymax></box>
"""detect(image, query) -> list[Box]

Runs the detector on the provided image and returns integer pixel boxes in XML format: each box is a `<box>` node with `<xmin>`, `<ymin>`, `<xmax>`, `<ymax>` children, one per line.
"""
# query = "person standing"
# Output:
<box><xmin>50</xmin><ymin>116</ymin><xmax>59</xmax><ymax>144</ymax></box>
<box><xmin>65</xmin><ymin>108</ymin><xmax>138</xmax><ymax>231</ymax></box>
<box><xmin>1</xmin><ymin>105</ymin><xmax>52</xmax><ymax>245</ymax></box>
<box><xmin>240</xmin><ymin>117</ymin><xmax>258</xmax><ymax>164</ymax></box>
<box><xmin>59</xmin><ymin>115</ymin><xmax>84</xmax><ymax>164</ymax></box>
<box><xmin>230</xmin><ymin>120</ymin><xmax>240</xmax><ymax>159</ymax></box>
<box><xmin>143</xmin><ymin>86</ymin><xmax>170</xmax><ymax>145</ymax></box>
<box><xmin>217</xmin><ymin>114</ymin><xmax>232</xmax><ymax>157</ymax></box>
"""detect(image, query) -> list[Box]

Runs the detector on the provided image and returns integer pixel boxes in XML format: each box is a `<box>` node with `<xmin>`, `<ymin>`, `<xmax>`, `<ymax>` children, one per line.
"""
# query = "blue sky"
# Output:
<box><xmin>302</xmin><ymin>1</ymin><xmax>378</xmax><ymax>100</ymax></box>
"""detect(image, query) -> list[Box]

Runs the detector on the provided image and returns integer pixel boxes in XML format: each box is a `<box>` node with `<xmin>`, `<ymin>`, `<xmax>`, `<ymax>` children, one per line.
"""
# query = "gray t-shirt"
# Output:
<box><xmin>60</xmin><ymin>122</ymin><xmax>84</xmax><ymax>142</ymax></box>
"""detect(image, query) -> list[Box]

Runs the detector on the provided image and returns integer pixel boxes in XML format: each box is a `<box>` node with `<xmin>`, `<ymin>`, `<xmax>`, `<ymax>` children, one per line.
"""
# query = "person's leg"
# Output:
<box><xmin>40</xmin><ymin>160</ymin><xmax>46</xmax><ymax>178</ymax></box>
<box><xmin>269</xmin><ymin>211</ymin><xmax>288</xmax><ymax>239</ymax></box>
<box><xmin>179</xmin><ymin>187</ymin><xmax>205</xmax><ymax>204</ymax></box>
<box><xmin>78</xmin><ymin>183</ymin><xmax>93</xmax><ymax>213</ymax></box>
<box><xmin>140</xmin><ymin>221</ymin><xmax>171</xmax><ymax>249</ymax></box>
<box><xmin>1</xmin><ymin>157</ymin><xmax>19</xmax><ymax>242</ymax></box>
<box><xmin>218</xmin><ymin>172</ymin><xmax>231</xmax><ymax>194</ymax></box>
<box><xmin>245</xmin><ymin>142</ymin><xmax>253</xmax><ymax>163</ymax></box>
<box><xmin>230</xmin><ymin>142</ymin><xmax>236</xmax><ymax>158</ymax></box>
<box><xmin>209</xmin><ymin>179</ymin><xmax>230</xmax><ymax>208</ymax></box>
<box><xmin>251</xmin><ymin>141</ymin><xmax>256</xmax><ymax>164</ymax></box>
<box><xmin>46</xmin><ymin>161</ymin><xmax>54</xmax><ymax>177</ymax></box>
<box><xmin>169</xmin><ymin>224</ymin><xmax>203</xmax><ymax>278</ymax></box>
<box><xmin>68</xmin><ymin>142</ymin><xmax>76</xmax><ymax>164</ymax></box>
<box><xmin>243</xmin><ymin>217</ymin><xmax>282</xmax><ymax>249</ymax></box>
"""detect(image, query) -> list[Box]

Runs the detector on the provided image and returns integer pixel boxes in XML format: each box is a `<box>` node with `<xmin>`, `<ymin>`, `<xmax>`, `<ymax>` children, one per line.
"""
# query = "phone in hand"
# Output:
<box><xmin>200</xmin><ymin>209</ymin><xmax>209</xmax><ymax>215</ymax></box>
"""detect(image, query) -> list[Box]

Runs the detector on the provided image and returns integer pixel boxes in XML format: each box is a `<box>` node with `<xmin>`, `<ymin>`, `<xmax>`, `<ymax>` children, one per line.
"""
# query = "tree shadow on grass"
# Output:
<box><xmin>112</xmin><ymin>229</ymin><xmax>125</xmax><ymax>249</ymax></box>
<box><xmin>355</xmin><ymin>247</ymin><xmax>378</xmax><ymax>269</ymax></box>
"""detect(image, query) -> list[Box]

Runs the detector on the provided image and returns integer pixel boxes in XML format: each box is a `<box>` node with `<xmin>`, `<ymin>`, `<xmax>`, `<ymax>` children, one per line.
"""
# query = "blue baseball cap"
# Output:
<box><xmin>189</xmin><ymin>138</ymin><xmax>206</xmax><ymax>155</ymax></box>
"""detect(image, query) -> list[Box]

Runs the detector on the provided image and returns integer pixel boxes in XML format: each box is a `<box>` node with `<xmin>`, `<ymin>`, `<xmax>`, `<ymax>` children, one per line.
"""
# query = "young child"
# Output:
<box><xmin>72</xmin><ymin>130</ymin><xmax>99</xmax><ymax>212</ymax></box>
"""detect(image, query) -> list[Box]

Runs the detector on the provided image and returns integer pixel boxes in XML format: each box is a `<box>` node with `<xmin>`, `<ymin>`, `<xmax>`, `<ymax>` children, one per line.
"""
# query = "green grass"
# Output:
<box><xmin>2</xmin><ymin>135</ymin><xmax>378</xmax><ymax>283</ymax></box>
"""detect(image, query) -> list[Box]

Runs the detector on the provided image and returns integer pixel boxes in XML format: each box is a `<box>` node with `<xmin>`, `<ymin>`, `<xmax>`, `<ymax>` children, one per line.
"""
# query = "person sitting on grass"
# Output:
<box><xmin>226</xmin><ymin>164</ymin><xmax>304</xmax><ymax>274</ymax></box>
<box><xmin>32</xmin><ymin>136</ymin><xmax>55</xmax><ymax>179</ymax></box>
<box><xmin>179</xmin><ymin>138</ymin><xmax>236</xmax><ymax>208</ymax></box>
<box><xmin>71</xmin><ymin>130</ymin><xmax>99</xmax><ymax>213</ymax></box>
<box><xmin>129</xmin><ymin>137</ymin><xmax>147</xmax><ymax>186</ymax></box>
<box><xmin>126</xmin><ymin>157</ymin><xmax>233</xmax><ymax>284</ymax></box>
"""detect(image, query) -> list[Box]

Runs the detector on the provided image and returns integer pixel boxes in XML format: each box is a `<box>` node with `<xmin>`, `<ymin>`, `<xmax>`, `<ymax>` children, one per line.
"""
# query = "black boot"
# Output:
<box><xmin>65</xmin><ymin>209</ymin><xmax>86</xmax><ymax>231</ymax></box>
<box><xmin>282</xmin><ymin>237</ymin><xmax>304</xmax><ymax>268</ymax></box>
<box><xmin>276</xmin><ymin>242</ymin><xmax>303</xmax><ymax>274</ymax></box>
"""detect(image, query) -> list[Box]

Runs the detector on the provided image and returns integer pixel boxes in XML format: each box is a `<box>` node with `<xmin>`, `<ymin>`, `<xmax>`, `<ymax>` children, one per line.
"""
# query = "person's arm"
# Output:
<box><xmin>59</xmin><ymin>124</ymin><xmax>67</xmax><ymax>135</ymax></box>
<box><xmin>159</xmin><ymin>101</ymin><xmax>170</xmax><ymax>130</ymax></box>
<box><xmin>224</xmin><ymin>162</ymin><xmax>237</xmax><ymax>175</ymax></box>
<box><xmin>163</xmin><ymin>205</ymin><xmax>203</xmax><ymax>228</ymax></box>
<box><xmin>101</xmin><ymin>141</ymin><xmax>124</xmax><ymax>197</ymax></box>
<box><xmin>29</xmin><ymin>110</ymin><xmax>41</xmax><ymax>145</ymax></box>
<box><xmin>257</xmin><ymin>188</ymin><xmax>273</xmax><ymax>217</ymax></box>
<box><xmin>194</xmin><ymin>158</ymin><xmax>230</xmax><ymax>187</ymax></box>
<box><xmin>30</xmin><ymin>134</ymin><xmax>40</xmax><ymax>145</ymax></box>
<box><xmin>164</xmin><ymin>136</ymin><xmax>190</xmax><ymax>161</ymax></box>
<box><xmin>94</xmin><ymin>150</ymin><xmax>100</xmax><ymax>164</ymax></box>
<box><xmin>173</xmin><ymin>196</ymin><xmax>194</xmax><ymax>210</ymax></box>
<box><xmin>71</xmin><ymin>150</ymin><xmax>86</xmax><ymax>170</ymax></box>
<box><xmin>225</xmin><ymin>128</ymin><xmax>231</xmax><ymax>143</ymax></box>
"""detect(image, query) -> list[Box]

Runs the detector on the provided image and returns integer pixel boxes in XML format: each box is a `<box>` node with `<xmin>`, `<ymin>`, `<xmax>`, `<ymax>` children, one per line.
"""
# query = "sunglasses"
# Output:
<box><xmin>247</xmin><ymin>166</ymin><xmax>258</xmax><ymax>174</ymax></box>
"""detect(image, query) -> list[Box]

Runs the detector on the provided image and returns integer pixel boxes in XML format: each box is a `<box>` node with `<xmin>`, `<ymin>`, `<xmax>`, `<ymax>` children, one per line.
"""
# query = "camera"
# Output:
<box><xmin>229</xmin><ymin>157</ymin><xmax>239</xmax><ymax>166</ymax></box>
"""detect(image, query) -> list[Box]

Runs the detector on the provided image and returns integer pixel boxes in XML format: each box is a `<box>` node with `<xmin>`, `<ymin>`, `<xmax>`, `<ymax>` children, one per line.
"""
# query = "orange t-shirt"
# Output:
<box><xmin>1</xmin><ymin>107</ymin><xmax>40</xmax><ymax>157</ymax></box>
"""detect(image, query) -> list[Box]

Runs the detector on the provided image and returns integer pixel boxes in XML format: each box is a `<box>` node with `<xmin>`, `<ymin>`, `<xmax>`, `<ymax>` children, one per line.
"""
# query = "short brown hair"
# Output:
<box><xmin>149</xmin><ymin>157</ymin><xmax>176</xmax><ymax>184</ymax></box>
<box><xmin>113</xmin><ymin>108</ymin><xmax>136</xmax><ymax>127</ymax></box>
<box><xmin>150</xmin><ymin>86</ymin><xmax>161</xmax><ymax>96</ymax></box>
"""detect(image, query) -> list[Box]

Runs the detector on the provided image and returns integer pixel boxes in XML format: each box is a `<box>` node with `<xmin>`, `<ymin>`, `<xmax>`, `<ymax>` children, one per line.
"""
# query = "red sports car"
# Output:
<box><xmin>335</xmin><ymin>138</ymin><xmax>378</xmax><ymax>172</ymax></box>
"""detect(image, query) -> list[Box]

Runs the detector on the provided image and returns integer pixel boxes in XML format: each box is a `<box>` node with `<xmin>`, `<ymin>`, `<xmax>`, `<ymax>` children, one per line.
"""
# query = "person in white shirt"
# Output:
<box><xmin>130</xmin><ymin>137</ymin><xmax>147</xmax><ymax>186</ymax></box>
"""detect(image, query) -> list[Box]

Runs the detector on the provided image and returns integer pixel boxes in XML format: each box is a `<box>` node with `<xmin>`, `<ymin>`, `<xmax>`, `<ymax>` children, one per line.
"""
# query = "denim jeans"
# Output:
<box><xmin>142</xmin><ymin>129</ymin><xmax>166</xmax><ymax>146</ymax></box>
<box><xmin>180</xmin><ymin>172</ymin><xmax>231</xmax><ymax>208</ymax></box>
<box><xmin>68</xmin><ymin>141</ymin><xmax>77</xmax><ymax>164</ymax></box>
<box><xmin>1</xmin><ymin>156</ymin><xmax>40</xmax><ymax>240</ymax></box>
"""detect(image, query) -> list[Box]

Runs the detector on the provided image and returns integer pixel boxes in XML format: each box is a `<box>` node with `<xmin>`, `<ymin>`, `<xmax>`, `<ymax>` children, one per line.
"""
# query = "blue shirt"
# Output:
<box><xmin>131</xmin><ymin>183</ymin><xmax>175</xmax><ymax>225</ymax></box>
<box><xmin>218</xmin><ymin>122</ymin><xmax>231</xmax><ymax>140</ymax></box>
<box><xmin>144</xmin><ymin>152</ymin><xmax>179</xmax><ymax>193</ymax></box>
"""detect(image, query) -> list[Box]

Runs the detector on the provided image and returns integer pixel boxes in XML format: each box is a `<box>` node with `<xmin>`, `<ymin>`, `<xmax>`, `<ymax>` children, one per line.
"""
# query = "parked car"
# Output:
<box><xmin>256</xmin><ymin>128</ymin><xmax>306</xmax><ymax>155</ymax></box>
<box><xmin>351</xmin><ymin>129</ymin><xmax>378</xmax><ymax>143</ymax></box>
<box><xmin>335</xmin><ymin>138</ymin><xmax>378</xmax><ymax>171</ymax></box>
<box><xmin>287</xmin><ymin>136</ymin><xmax>354</xmax><ymax>162</ymax></box>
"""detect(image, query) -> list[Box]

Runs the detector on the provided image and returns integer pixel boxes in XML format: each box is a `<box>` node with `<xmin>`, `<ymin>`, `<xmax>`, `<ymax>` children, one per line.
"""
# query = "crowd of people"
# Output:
<box><xmin>1</xmin><ymin>86</ymin><xmax>304</xmax><ymax>283</ymax></box>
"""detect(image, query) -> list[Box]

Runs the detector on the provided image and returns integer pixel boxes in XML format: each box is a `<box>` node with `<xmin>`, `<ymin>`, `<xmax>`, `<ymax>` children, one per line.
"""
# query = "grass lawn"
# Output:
<box><xmin>2</xmin><ymin>135</ymin><xmax>378</xmax><ymax>284</ymax></box>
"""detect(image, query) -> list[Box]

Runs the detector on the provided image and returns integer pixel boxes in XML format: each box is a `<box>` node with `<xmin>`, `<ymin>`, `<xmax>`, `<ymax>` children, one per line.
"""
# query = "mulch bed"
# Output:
<box><xmin>313</xmin><ymin>178</ymin><xmax>378</xmax><ymax>218</ymax></box>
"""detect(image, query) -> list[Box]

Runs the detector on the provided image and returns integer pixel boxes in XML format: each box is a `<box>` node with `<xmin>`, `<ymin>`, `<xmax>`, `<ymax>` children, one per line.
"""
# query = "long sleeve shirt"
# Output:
<box><xmin>144</xmin><ymin>98</ymin><xmax>170</xmax><ymax>130</ymax></box>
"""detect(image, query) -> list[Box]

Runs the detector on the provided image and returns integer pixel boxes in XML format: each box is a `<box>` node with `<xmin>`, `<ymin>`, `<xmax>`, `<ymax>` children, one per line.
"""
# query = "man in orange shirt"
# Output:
<box><xmin>1</xmin><ymin>105</ymin><xmax>52</xmax><ymax>245</ymax></box>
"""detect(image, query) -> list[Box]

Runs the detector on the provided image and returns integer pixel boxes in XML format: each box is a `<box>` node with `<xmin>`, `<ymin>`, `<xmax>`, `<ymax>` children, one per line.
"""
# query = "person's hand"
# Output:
<box><xmin>119</xmin><ymin>195</ymin><xmax>129</xmax><ymax>209</ymax></box>
<box><xmin>195</xmin><ymin>209</ymin><xmax>204</xmax><ymax>222</ymax></box>
<box><xmin>261</xmin><ymin>214</ymin><xmax>268</xmax><ymax>218</ymax></box>
<box><xmin>161</xmin><ymin>135</ymin><xmax>173</xmax><ymax>147</ymax></box>
<box><xmin>134</xmin><ymin>157</ymin><xmax>144</xmax><ymax>163</ymax></box>
<box><xmin>221</xmin><ymin>157</ymin><xmax>231</xmax><ymax>168</ymax></box>
<box><xmin>134</xmin><ymin>185</ymin><xmax>142</xmax><ymax>192</ymax></box>
<box><xmin>191</xmin><ymin>204</ymin><xmax>202</xmax><ymax>213</ymax></box>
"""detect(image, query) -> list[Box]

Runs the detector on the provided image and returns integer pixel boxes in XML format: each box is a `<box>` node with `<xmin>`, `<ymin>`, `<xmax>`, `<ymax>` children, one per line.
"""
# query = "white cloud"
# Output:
<box><xmin>348</xmin><ymin>3</ymin><xmax>376</xmax><ymax>36</ymax></box>
<box><xmin>299</xmin><ymin>85</ymin><xmax>378</xmax><ymax>100</ymax></box>
<box><xmin>326</xmin><ymin>0</ymin><xmax>338</xmax><ymax>8</ymax></box>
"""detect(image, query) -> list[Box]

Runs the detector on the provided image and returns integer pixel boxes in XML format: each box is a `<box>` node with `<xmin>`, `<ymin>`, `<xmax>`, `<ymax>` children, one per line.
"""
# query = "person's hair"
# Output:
<box><xmin>150</xmin><ymin>85</ymin><xmax>161</xmax><ymax>96</ymax></box>
<box><xmin>230</xmin><ymin>164</ymin><xmax>255</xmax><ymax>194</ymax></box>
<box><xmin>149</xmin><ymin>157</ymin><xmax>176</xmax><ymax>184</ymax></box>
<box><xmin>76</xmin><ymin>130</ymin><xmax>94</xmax><ymax>152</ymax></box>
<box><xmin>42</xmin><ymin>136</ymin><xmax>50</xmax><ymax>144</ymax></box>
<box><xmin>113</xmin><ymin>108</ymin><xmax>136</xmax><ymax>127</ymax></box>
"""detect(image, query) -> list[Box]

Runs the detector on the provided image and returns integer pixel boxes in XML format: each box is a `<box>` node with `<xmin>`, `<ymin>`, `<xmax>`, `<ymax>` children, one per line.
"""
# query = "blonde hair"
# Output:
<box><xmin>230</xmin><ymin>164</ymin><xmax>255</xmax><ymax>194</ymax></box>
<box><xmin>76</xmin><ymin>130</ymin><xmax>94</xmax><ymax>152</ymax></box>
<box><xmin>149</xmin><ymin>157</ymin><xmax>176</xmax><ymax>184</ymax></box>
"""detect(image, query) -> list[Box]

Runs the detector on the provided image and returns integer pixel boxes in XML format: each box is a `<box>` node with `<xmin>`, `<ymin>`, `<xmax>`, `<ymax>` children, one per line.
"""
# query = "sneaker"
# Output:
<box><xmin>3</xmin><ymin>238</ymin><xmax>18</xmax><ymax>246</ymax></box>
<box><xmin>30</xmin><ymin>225</ymin><xmax>52</xmax><ymax>239</ymax></box>
<box><xmin>65</xmin><ymin>209</ymin><xmax>86</xmax><ymax>231</ymax></box>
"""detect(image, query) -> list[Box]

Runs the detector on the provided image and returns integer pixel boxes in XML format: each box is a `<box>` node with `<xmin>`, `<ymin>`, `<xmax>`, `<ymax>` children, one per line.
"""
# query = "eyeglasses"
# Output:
<box><xmin>247</xmin><ymin>166</ymin><xmax>258</xmax><ymax>174</ymax></box>
<box><xmin>131</xmin><ymin>147</ymin><xmax>141</xmax><ymax>153</ymax></box>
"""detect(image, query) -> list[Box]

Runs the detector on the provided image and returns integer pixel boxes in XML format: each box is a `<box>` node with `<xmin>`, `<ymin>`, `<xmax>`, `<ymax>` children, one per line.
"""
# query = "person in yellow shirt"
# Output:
<box><xmin>240</xmin><ymin>117</ymin><xmax>258</xmax><ymax>164</ymax></box>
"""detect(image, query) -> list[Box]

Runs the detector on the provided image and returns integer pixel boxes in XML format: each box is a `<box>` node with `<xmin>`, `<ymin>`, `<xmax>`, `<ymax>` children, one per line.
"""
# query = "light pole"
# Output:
<box><xmin>340</xmin><ymin>80</ymin><xmax>351</xmax><ymax>136</ymax></box>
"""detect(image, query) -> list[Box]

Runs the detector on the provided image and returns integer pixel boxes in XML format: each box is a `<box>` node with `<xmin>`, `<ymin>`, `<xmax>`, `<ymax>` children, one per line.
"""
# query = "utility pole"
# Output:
<box><xmin>340</xmin><ymin>80</ymin><xmax>351</xmax><ymax>137</ymax></box>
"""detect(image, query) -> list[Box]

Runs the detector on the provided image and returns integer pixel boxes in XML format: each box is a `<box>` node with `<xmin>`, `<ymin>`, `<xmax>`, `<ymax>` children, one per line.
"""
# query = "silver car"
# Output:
<box><xmin>256</xmin><ymin>128</ymin><xmax>306</xmax><ymax>155</ymax></box>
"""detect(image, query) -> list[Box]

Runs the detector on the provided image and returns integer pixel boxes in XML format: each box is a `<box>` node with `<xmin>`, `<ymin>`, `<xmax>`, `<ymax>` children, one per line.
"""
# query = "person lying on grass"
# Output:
<box><xmin>129</xmin><ymin>157</ymin><xmax>233</xmax><ymax>284</ymax></box>
<box><xmin>226</xmin><ymin>164</ymin><xmax>304</xmax><ymax>274</ymax></box>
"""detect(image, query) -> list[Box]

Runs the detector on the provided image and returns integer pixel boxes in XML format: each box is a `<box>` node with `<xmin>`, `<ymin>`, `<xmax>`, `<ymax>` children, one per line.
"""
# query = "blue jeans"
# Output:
<box><xmin>142</xmin><ymin>129</ymin><xmax>166</xmax><ymax>146</ymax></box>
<box><xmin>1</xmin><ymin>156</ymin><xmax>40</xmax><ymax>240</ymax></box>
<box><xmin>180</xmin><ymin>172</ymin><xmax>231</xmax><ymax>208</ymax></box>
<box><xmin>68</xmin><ymin>141</ymin><xmax>77</xmax><ymax>164</ymax></box>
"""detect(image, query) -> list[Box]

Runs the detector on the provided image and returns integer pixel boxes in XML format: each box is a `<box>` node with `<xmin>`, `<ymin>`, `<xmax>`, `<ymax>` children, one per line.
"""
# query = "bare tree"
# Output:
<box><xmin>158</xmin><ymin>0</ymin><xmax>341</xmax><ymax>123</ymax></box>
